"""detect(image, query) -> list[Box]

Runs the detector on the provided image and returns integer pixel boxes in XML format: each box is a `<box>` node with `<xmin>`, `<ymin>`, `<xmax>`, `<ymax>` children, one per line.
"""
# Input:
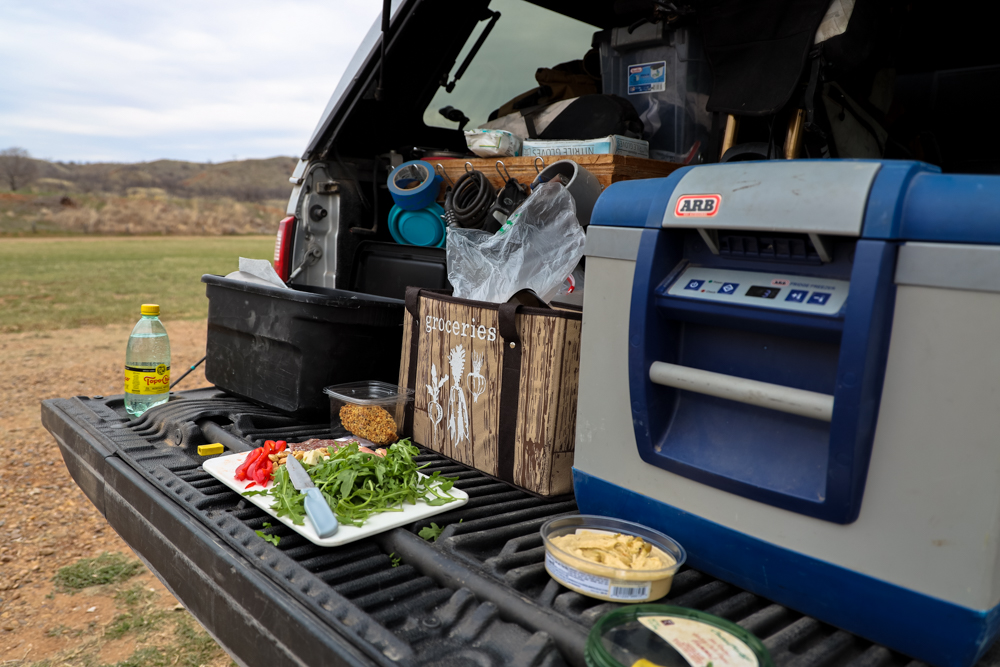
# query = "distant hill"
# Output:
<box><xmin>25</xmin><ymin>156</ymin><xmax>298</xmax><ymax>202</ymax></box>
<box><xmin>0</xmin><ymin>157</ymin><xmax>300</xmax><ymax>236</ymax></box>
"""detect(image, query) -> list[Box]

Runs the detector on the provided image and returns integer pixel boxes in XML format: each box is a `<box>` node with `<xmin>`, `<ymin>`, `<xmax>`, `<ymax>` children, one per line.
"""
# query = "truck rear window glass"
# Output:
<box><xmin>422</xmin><ymin>0</ymin><xmax>598</xmax><ymax>131</ymax></box>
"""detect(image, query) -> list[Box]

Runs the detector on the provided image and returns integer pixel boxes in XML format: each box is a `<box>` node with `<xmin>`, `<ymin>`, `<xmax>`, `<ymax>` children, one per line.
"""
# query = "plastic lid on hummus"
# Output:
<box><xmin>584</xmin><ymin>605</ymin><xmax>774</xmax><ymax>667</ymax></box>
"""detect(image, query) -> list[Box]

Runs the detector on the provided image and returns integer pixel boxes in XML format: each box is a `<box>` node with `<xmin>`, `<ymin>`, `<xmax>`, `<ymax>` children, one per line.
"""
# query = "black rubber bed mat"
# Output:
<box><xmin>41</xmin><ymin>388</ymin><xmax>998</xmax><ymax>667</ymax></box>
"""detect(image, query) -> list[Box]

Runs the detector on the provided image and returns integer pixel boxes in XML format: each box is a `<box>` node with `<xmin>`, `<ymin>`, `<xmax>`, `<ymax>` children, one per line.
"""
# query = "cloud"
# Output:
<box><xmin>0</xmin><ymin>0</ymin><xmax>382</xmax><ymax>162</ymax></box>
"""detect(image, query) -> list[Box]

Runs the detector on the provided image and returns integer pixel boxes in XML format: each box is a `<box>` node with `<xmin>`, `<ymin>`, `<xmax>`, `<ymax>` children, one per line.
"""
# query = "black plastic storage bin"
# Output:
<box><xmin>202</xmin><ymin>275</ymin><xmax>404</xmax><ymax>417</ymax></box>
<box><xmin>349</xmin><ymin>241</ymin><xmax>450</xmax><ymax>301</ymax></box>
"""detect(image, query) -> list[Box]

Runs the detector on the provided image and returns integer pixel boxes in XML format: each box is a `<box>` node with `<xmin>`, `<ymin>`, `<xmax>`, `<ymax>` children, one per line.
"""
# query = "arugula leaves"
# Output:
<box><xmin>246</xmin><ymin>439</ymin><xmax>458</xmax><ymax>528</ymax></box>
<box><xmin>418</xmin><ymin>522</ymin><xmax>444</xmax><ymax>542</ymax></box>
<box><xmin>256</xmin><ymin>522</ymin><xmax>281</xmax><ymax>546</ymax></box>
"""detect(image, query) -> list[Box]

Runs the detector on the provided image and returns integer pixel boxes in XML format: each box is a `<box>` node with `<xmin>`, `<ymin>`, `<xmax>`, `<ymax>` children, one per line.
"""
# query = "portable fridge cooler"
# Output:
<box><xmin>573</xmin><ymin>159</ymin><xmax>1000</xmax><ymax>667</ymax></box>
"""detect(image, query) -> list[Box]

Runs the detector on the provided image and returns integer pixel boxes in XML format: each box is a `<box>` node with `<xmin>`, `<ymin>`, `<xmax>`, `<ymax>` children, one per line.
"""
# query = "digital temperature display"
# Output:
<box><xmin>666</xmin><ymin>266</ymin><xmax>850</xmax><ymax>315</ymax></box>
<box><xmin>746</xmin><ymin>286</ymin><xmax>781</xmax><ymax>299</ymax></box>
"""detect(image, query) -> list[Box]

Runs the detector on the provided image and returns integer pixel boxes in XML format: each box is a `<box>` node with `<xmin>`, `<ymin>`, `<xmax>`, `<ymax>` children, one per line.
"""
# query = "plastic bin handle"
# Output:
<box><xmin>649</xmin><ymin>362</ymin><xmax>834</xmax><ymax>422</ymax></box>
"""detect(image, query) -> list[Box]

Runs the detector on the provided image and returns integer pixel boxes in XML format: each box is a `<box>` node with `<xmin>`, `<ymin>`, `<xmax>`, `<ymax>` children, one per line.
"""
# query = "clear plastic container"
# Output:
<box><xmin>541</xmin><ymin>515</ymin><xmax>685</xmax><ymax>603</ymax></box>
<box><xmin>323</xmin><ymin>381</ymin><xmax>415</xmax><ymax>446</ymax></box>
<box><xmin>597</xmin><ymin>23</ymin><xmax>712</xmax><ymax>163</ymax></box>
<box><xmin>585</xmin><ymin>605</ymin><xmax>774</xmax><ymax>667</ymax></box>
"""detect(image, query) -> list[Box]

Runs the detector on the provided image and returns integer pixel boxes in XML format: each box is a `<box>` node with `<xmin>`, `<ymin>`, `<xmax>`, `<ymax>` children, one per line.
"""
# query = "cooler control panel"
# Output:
<box><xmin>665</xmin><ymin>266</ymin><xmax>850</xmax><ymax>316</ymax></box>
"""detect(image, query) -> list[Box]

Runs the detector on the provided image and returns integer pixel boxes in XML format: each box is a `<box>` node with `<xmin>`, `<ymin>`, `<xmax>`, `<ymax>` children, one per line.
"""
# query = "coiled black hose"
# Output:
<box><xmin>444</xmin><ymin>170</ymin><xmax>496</xmax><ymax>229</ymax></box>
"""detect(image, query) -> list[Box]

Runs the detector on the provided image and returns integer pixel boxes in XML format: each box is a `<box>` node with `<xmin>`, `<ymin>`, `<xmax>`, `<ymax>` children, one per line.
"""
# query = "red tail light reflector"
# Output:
<box><xmin>274</xmin><ymin>215</ymin><xmax>296</xmax><ymax>282</ymax></box>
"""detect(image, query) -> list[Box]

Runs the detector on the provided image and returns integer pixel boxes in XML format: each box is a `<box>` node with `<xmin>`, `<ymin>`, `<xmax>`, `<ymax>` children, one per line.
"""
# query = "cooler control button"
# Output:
<box><xmin>807</xmin><ymin>292</ymin><xmax>831</xmax><ymax>305</ymax></box>
<box><xmin>785</xmin><ymin>290</ymin><xmax>808</xmax><ymax>303</ymax></box>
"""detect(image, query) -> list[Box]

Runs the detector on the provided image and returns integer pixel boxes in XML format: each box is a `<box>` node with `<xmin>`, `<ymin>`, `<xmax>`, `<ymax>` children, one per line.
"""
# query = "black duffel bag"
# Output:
<box><xmin>480</xmin><ymin>94</ymin><xmax>644</xmax><ymax>141</ymax></box>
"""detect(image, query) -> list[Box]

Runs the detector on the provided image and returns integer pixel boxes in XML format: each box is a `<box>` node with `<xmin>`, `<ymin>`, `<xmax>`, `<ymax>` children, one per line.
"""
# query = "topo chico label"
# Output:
<box><xmin>124</xmin><ymin>364</ymin><xmax>170</xmax><ymax>395</ymax></box>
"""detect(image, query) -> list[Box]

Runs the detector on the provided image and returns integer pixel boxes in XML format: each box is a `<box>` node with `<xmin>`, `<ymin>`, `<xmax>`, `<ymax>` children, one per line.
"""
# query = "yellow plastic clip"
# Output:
<box><xmin>197</xmin><ymin>443</ymin><xmax>225</xmax><ymax>456</ymax></box>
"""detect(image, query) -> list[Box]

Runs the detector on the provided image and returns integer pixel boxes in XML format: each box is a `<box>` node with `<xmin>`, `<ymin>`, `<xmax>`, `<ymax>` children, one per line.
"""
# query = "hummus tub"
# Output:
<box><xmin>541</xmin><ymin>515</ymin><xmax>685</xmax><ymax>603</ymax></box>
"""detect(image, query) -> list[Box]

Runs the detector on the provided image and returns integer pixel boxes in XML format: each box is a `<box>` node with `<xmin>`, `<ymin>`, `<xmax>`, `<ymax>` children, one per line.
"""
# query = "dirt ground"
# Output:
<box><xmin>0</xmin><ymin>320</ymin><xmax>232</xmax><ymax>665</ymax></box>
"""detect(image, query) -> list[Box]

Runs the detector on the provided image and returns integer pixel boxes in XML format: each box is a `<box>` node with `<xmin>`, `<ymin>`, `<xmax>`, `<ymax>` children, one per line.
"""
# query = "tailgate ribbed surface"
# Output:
<box><xmin>44</xmin><ymin>389</ymin><xmax>960</xmax><ymax>667</ymax></box>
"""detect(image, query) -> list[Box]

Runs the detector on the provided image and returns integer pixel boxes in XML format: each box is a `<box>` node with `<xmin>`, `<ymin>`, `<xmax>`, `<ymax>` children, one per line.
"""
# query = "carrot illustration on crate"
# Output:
<box><xmin>447</xmin><ymin>345</ymin><xmax>470</xmax><ymax>445</ymax></box>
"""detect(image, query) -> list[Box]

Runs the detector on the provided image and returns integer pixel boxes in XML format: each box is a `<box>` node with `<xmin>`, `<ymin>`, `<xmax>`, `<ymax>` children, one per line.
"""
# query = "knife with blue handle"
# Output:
<box><xmin>284</xmin><ymin>455</ymin><xmax>339</xmax><ymax>538</ymax></box>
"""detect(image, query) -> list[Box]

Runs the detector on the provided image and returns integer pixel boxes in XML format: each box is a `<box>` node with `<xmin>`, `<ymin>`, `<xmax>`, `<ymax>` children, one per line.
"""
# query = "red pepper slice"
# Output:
<box><xmin>246</xmin><ymin>453</ymin><xmax>264</xmax><ymax>482</ymax></box>
<box><xmin>237</xmin><ymin>441</ymin><xmax>283</xmax><ymax>487</ymax></box>
<box><xmin>235</xmin><ymin>447</ymin><xmax>263</xmax><ymax>481</ymax></box>
<box><xmin>254</xmin><ymin>460</ymin><xmax>270</xmax><ymax>486</ymax></box>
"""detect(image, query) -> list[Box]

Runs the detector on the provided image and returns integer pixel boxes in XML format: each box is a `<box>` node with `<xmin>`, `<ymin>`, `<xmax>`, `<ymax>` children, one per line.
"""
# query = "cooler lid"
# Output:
<box><xmin>592</xmin><ymin>159</ymin><xmax>1000</xmax><ymax>247</ymax></box>
<box><xmin>662</xmin><ymin>160</ymin><xmax>882</xmax><ymax>237</ymax></box>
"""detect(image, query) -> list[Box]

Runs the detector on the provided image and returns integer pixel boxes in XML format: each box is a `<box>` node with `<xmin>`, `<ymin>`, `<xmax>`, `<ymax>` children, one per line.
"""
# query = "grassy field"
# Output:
<box><xmin>0</xmin><ymin>236</ymin><xmax>275</xmax><ymax>333</ymax></box>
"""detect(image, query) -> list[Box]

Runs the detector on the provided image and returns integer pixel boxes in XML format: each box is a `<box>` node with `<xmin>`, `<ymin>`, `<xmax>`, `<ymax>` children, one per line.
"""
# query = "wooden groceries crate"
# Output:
<box><xmin>431</xmin><ymin>154</ymin><xmax>681</xmax><ymax>197</ymax></box>
<box><xmin>398</xmin><ymin>288</ymin><xmax>581</xmax><ymax>496</ymax></box>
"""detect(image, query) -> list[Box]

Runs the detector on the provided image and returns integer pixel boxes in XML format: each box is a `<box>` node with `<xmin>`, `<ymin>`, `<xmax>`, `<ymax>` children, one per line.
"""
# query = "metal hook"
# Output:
<box><xmin>533</xmin><ymin>156</ymin><xmax>546</xmax><ymax>175</ymax></box>
<box><xmin>435</xmin><ymin>163</ymin><xmax>455</xmax><ymax>188</ymax></box>
<box><xmin>464</xmin><ymin>161</ymin><xmax>474</xmax><ymax>173</ymax></box>
<box><xmin>495</xmin><ymin>160</ymin><xmax>513</xmax><ymax>183</ymax></box>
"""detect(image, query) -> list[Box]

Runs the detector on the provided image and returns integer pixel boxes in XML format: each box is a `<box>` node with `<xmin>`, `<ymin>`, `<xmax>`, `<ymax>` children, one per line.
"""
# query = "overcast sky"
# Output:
<box><xmin>0</xmin><ymin>0</ymin><xmax>383</xmax><ymax>164</ymax></box>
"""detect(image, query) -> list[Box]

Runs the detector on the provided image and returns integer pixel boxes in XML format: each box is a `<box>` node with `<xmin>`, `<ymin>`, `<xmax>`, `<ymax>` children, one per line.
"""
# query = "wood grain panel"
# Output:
<box><xmin>549</xmin><ymin>451</ymin><xmax>575</xmax><ymax>496</ymax></box>
<box><xmin>513</xmin><ymin>316</ymin><xmax>563</xmax><ymax>491</ymax></box>
<box><xmin>553</xmin><ymin>319</ymin><xmax>582</xmax><ymax>454</ymax></box>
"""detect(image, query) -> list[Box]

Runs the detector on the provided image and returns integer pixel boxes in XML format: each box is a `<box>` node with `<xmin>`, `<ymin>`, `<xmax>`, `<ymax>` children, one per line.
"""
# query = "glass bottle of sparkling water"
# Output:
<box><xmin>124</xmin><ymin>304</ymin><xmax>171</xmax><ymax>417</ymax></box>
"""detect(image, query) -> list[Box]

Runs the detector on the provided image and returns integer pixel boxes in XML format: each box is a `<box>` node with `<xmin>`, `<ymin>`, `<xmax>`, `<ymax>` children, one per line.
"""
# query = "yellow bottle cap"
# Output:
<box><xmin>197</xmin><ymin>443</ymin><xmax>225</xmax><ymax>456</ymax></box>
<box><xmin>141</xmin><ymin>304</ymin><xmax>160</xmax><ymax>317</ymax></box>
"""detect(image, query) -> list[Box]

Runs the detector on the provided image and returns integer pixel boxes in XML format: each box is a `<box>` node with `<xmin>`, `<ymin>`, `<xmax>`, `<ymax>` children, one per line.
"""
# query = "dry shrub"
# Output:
<box><xmin>43</xmin><ymin>194</ymin><xmax>284</xmax><ymax>235</ymax></box>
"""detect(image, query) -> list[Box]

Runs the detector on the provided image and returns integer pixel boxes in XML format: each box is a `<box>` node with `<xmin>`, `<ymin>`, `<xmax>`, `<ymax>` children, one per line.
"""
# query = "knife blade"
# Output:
<box><xmin>284</xmin><ymin>455</ymin><xmax>339</xmax><ymax>538</ymax></box>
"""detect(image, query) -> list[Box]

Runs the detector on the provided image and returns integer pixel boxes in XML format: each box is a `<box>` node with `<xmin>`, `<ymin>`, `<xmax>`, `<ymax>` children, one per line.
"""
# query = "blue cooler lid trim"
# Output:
<box><xmin>589</xmin><ymin>166</ymin><xmax>695</xmax><ymax>228</ymax></box>
<box><xmin>864</xmin><ymin>159</ymin><xmax>1000</xmax><ymax>244</ymax></box>
<box><xmin>862</xmin><ymin>160</ymin><xmax>939</xmax><ymax>239</ymax></box>
<box><xmin>896</xmin><ymin>171</ymin><xmax>1000</xmax><ymax>244</ymax></box>
<box><xmin>573</xmin><ymin>468</ymin><xmax>1000</xmax><ymax>667</ymax></box>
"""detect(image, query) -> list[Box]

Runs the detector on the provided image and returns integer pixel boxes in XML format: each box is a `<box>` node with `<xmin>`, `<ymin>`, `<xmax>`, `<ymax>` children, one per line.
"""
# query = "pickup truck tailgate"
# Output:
<box><xmin>41</xmin><ymin>388</ymin><xmax>984</xmax><ymax>667</ymax></box>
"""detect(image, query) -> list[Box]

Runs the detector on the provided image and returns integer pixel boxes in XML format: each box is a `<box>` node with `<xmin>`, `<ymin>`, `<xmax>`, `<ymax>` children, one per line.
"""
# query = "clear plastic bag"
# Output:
<box><xmin>446</xmin><ymin>182</ymin><xmax>587</xmax><ymax>304</ymax></box>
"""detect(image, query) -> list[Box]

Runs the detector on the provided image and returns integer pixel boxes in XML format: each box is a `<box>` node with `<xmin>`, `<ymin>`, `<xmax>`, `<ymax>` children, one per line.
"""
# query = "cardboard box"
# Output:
<box><xmin>521</xmin><ymin>135</ymin><xmax>649</xmax><ymax>158</ymax></box>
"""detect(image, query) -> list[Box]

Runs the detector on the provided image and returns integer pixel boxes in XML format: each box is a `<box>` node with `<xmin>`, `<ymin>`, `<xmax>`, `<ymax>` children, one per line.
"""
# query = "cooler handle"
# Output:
<box><xmin>649</xmin><ymin>361</ymin><xmax>834</xmax><ymax>422</ymax></box>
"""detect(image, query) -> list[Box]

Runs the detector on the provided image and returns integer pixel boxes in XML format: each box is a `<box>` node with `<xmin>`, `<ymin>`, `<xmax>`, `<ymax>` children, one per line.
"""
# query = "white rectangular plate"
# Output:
<box><xmin>202</xmin><ymin>450</ymin><xmax>469</xmax><ymax>547</ymax></box>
